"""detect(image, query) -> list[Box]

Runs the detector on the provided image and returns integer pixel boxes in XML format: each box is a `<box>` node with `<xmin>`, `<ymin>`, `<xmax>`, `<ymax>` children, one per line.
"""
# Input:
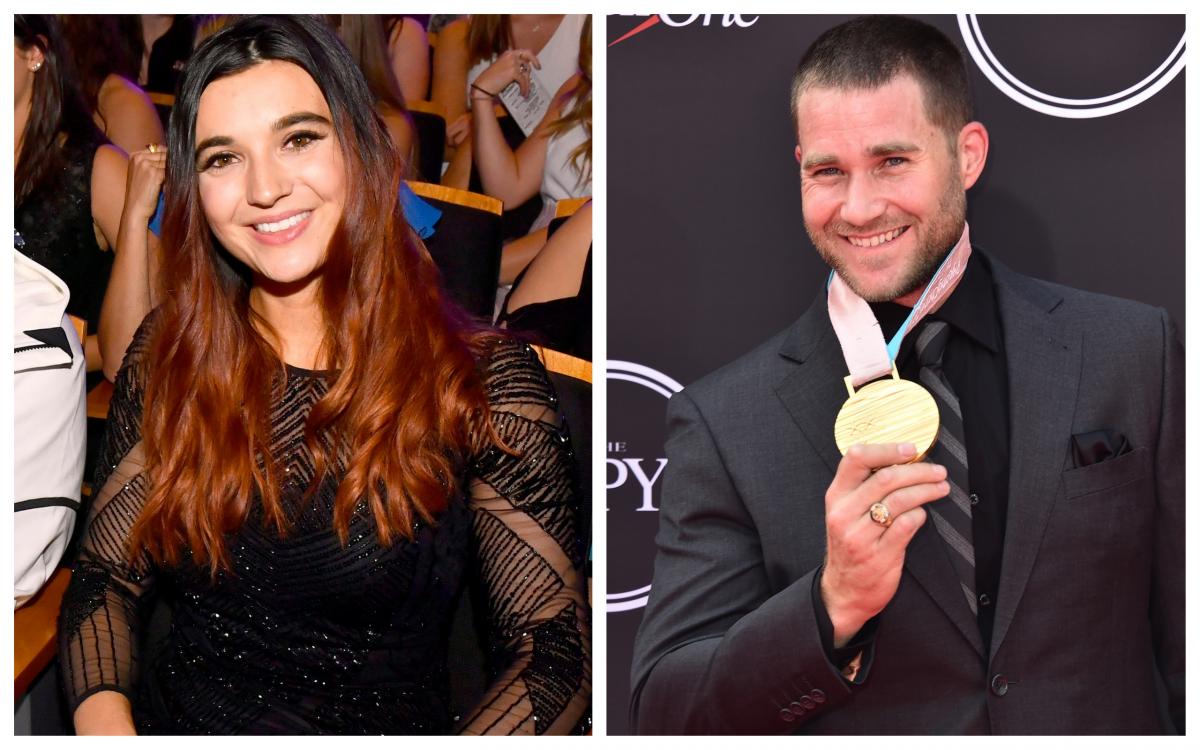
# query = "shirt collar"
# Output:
<box><xmin>869</xmin><ymin>249</ymin><xmax>1001</xmax><ymax>354</ymax></box>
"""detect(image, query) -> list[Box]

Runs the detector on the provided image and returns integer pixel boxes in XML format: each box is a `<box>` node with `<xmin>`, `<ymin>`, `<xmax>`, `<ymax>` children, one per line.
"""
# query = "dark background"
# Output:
<box><xmin>606</xmin><ymin>14</ymin><xmax>1185</xmax><ymax>734</ymax></box>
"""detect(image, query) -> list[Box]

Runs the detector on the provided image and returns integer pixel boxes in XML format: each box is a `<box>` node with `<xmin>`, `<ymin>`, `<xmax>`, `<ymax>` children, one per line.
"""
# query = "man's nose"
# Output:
<box><xmin>839</xmin><ymin>174</ymin><xmax>886</xmax><ymax>228</ymax></box>
<box><xmin>245</xmin><ymin>155</ymin><xmax>292</xmax><ymax>208</ymax></box>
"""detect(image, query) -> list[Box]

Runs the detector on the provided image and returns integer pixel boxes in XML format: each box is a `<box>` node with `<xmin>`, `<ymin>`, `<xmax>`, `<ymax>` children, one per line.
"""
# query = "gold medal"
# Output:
<box><xmin>834</xmin><ymin>366</ymin><xmax>939</xmax><ymax>461</ymax></box>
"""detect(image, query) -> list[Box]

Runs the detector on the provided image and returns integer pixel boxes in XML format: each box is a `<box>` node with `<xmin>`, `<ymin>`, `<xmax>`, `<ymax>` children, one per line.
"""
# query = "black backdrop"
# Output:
<box><xmin>606</xmin><ymin>14</ymin><xmax>1184</xmax><ymax>734</ymax></box>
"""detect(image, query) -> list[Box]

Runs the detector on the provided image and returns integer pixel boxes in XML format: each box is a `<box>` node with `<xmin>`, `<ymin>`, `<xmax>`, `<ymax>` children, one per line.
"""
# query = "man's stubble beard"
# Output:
<box><xmin>806</xmin><ymin>171</ymin><xmax>967</xmax><ymax>304</ymax></box>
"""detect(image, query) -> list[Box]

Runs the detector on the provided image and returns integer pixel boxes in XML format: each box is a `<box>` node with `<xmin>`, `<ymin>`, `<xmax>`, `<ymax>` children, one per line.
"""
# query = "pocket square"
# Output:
<box><xmin>1070</xmin><ymin>429</ymin><xmax>1131</xmax><ymax>469</ymax></box>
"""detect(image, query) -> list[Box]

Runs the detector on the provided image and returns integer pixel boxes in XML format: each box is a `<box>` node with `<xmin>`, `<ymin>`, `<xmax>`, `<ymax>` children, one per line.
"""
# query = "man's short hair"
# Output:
<box><xmin>791</xmin><ymin>16</ymin><xmax>974</xmax><ymax>138</ymax></box>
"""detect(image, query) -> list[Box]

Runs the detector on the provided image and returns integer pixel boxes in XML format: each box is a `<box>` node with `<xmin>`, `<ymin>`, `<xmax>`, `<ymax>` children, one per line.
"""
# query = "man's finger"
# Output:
<box><xmin>826</xmin><ymin>443</ymin><xmax>917</xmax><ymax>503</ymax></box>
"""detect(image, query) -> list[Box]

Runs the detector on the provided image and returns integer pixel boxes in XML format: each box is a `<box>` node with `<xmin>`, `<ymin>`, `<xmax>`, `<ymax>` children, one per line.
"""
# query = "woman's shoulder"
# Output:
<box><xmin>475</xmin><ymin>334</ymin><xmax>556</xmax><ymax>407</ymax></box>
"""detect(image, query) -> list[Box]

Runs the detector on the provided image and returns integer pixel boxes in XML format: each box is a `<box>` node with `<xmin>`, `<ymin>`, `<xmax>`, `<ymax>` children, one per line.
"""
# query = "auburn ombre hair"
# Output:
<box><xmin>131</xmin><ymin>15</ymin><xmax>494</xmax><ymax>575</ymax></box>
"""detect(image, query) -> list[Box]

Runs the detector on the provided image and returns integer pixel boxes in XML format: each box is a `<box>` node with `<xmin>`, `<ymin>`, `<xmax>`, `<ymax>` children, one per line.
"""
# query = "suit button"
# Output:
<box><xmin>789</xmin><ymin>701</ymin><xmax>807</xmax><ymax>717</ymax></box>
<box><xmin>969</xmin><ymin>493</ymin><xmax>980</xmax><ymax>506</ymax></box>
<box><xmin>799</xmin><ymin>696</ymin><xmax>816</xmax><ymax>710</ymax></box>
<box><xmin>779</xmin><ymin>707</ymin><xmax>796</xmax><ymax>721</ymax></box>
<box><xmin>810</xmin><ymin>689</ymin><xmax>826</xmax><ymax>704</ymax></box>
<box><xmin>978</xmin><ymin>593</ymin><xmax>992</xmax><ymax>607</ymax></box>
<box><xmin>990</xmin><ymin>674</ymin><xmax>1009</xmax><ymax>696</ymax></box>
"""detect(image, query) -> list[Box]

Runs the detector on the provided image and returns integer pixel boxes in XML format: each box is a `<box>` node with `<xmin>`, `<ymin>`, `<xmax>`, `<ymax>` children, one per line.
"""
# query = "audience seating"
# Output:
<box><xmin>554</xmin><ymin>196</ymin><xmax>590</xmax><ymax>219</ymax></box>
<box><xmin>15</xmin><ymin>568</ymin><xmax>72</xmax><ymax>701</ymax></box>
<box><xmin>405</xmin><ymin>99</ymin><xmax>448</xmax><ymax>184</ymax></box>
<box><xmin>406</xmin><ymin>180</ymin><xmax>503</xmax><ymax>321</ymax></box>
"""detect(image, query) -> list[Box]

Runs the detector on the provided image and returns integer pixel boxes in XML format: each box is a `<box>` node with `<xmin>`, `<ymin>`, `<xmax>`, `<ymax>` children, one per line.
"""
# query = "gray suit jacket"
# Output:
<box><xmin>629</xmin><ymin>254</ymin><xmax>1184</xmax><ymax>734</ymax></box>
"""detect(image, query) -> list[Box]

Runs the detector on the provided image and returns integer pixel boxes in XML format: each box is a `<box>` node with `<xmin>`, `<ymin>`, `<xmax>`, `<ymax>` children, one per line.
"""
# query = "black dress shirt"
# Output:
<box><xmin>814</xmin><ymin>250</ymin><xmax>1011</xmax><ymax>670</ymax></box>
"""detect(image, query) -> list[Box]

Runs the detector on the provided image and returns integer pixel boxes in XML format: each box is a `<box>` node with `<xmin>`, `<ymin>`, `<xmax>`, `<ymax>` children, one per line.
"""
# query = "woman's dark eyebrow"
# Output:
<box><xmin>194</xmin><ymin>113</ymin><xmax>332</xmax><ymax>160</ymax></box>
<box><xmin>271</xmin><ymin>111</ymin><xmax>332</xmax><ymax>130</ymax></box>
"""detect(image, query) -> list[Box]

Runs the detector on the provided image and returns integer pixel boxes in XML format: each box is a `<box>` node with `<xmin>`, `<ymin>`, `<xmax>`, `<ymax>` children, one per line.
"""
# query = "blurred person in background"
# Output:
<box><xmin>14</xmin><ymin>14</ymin><xmax>151</xmax><ymax>380</ymax></box>
<box><xmin>58</xmin><ymin>15</ymin><xmax>165</xmax><ymax>157</ymax></box>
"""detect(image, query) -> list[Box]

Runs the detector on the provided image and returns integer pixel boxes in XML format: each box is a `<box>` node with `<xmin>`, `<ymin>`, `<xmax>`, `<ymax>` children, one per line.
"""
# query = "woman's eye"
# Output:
<box><xmin>200</xmin><ymin>152</ymin><xmax>236</xmax><ymax>171</ymax></box>
<box><xmin>285</xmin><ymin>131</ymin><xmax>324</xmax><ymax>150</ymax></box>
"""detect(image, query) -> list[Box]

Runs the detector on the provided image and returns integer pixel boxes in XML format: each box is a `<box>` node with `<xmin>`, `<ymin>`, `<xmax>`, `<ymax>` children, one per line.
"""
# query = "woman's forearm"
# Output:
<box><xmin>73</xmin><ymin>690</ymin><xmax>137</xmax><ymax>735</ymax></box>
<box><xmin>100</xmin><ymin>212</ymin><xmax>157</xmax><ymax>381</ymax></box>
<box><xmin>470</xmin><ymin>97</ymin><xmax>529</xmax><ymax>208</ymax></box>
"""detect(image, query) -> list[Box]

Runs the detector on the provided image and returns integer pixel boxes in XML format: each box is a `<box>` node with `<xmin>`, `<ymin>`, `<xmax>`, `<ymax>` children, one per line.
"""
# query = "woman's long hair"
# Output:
<box><xmin>545</xmin><ymin>16</ymin><xmax>592</xmax><ymax>184</ymax></box>
<box><xmin>327</xmin><ymin>15</ymin><xmax>408</xmax><ymax>115</ymax></box>
<box><xmin>132</xmin><ymin>14</ymin><xmax>494</xmax><ymax>575</ymax></box>
<box><xmin>466</xmin><ymin>15</ymin><xmax>512</xmax><ymax>67</ymax></box>
<box><xmin>14</xmin><ymin>14</ymin><xmax>100</xmax><ymax>207</ymax></box>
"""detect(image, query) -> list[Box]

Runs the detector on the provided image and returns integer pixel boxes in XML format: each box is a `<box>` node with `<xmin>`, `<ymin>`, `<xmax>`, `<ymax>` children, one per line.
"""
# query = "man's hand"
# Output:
<box><xmin>820</xmin><ymin>443</ymin><xmax>948</xmax><ymax>647</ymax></box>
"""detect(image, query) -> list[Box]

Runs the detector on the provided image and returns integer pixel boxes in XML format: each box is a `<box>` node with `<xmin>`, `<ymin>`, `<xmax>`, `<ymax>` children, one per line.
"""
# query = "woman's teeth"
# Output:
<box><xmin>255</xmin><ymin>211</ymin><xmax>311</xmax><ymax>234</ymax></box>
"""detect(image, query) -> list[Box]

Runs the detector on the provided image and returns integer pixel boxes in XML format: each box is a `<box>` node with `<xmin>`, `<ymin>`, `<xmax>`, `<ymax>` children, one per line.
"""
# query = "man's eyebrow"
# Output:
<box><xmin>194</xmin><ymin>112</ymin><xmax>333</xmax><ymax>160</ymax></box>
<box><xmin>867</xmin><ymin>141</ymin><xmax>921</xmax><ymax>157</ymax></box>
<box><xmin>801</xmin><ymin>152</ymin><xmax>839</xmax><ymax>171</ymax></box>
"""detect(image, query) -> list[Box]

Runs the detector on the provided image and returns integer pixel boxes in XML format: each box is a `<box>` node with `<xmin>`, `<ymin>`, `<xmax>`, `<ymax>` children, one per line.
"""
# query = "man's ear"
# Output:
<box><xmin>957</xmin><ymin>122</ymin><xmax>989</xmax><ymax>190</ymax></box>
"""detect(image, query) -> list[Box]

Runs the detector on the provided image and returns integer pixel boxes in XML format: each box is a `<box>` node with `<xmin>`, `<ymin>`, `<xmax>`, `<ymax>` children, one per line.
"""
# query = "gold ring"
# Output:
<box><xmin>147</xmin><ymin>143</ymin><xmax>157</xmax><ymax>153</ymax></box>
<box><xmin>868</xmin><ymin>502</ymin><xmax>893</xmax><ymax>528</ymax></box>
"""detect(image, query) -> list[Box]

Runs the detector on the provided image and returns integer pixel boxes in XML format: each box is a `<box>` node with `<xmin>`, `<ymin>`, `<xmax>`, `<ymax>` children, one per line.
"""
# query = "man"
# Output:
<box><xmin>629</xmin><ymin>16</ymin><xmax>1183</xmax><ymax>734</ymax></box>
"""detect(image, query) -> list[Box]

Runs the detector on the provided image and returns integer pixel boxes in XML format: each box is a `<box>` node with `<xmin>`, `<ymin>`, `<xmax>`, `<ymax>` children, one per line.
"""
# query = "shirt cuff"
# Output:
<box><xmin>811</xmin><ymin>564</ymin><xmax>880</xmax><ymax>684</ymax></box>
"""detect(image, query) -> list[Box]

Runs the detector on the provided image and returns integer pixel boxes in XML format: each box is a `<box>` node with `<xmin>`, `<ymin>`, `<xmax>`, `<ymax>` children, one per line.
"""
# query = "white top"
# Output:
<box><xmin>14</xmin><ymin>247</ymin><xmax>86</xmax><ymax>608</ymax></box>
<box><xmin>535</xmin><ymin>113</ymin><xmax>591</xmax><ymax>230</ymax></box>
<box><xmin>466</xmin><ymin>14</ymin><xmax>587</xmax><ymax>125</ymax></box>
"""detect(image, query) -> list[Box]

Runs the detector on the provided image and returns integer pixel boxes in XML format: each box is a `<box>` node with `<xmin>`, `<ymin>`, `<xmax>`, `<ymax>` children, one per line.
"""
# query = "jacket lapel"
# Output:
<box><xmin>988</xmin><ymin>258</ymin><xmax>1081</xmax><ymax>661</ymax></box>
<box><xmin>774</xmin><ymin>293</ymin><xmax>847</xmax><ymax>477</ymax></box>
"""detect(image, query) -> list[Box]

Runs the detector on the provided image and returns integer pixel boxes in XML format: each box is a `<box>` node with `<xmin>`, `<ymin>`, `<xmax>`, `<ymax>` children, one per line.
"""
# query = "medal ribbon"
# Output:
<box><xmin>827</xmin><ymin>223</ymin><xmax>972</xmax><ymax>387</ymax></box>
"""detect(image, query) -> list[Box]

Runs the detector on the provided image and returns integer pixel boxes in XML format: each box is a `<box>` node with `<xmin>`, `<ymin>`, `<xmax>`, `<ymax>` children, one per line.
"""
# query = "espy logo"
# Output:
<box><xmin>607</xmin><ymin>360</ymin><xmax>682</xmax><ymax>612</ymax></box>
<box><xmin>609</xmin><ymin>14</ymin><xmax>760</xmax><ymax>47</ymax></box>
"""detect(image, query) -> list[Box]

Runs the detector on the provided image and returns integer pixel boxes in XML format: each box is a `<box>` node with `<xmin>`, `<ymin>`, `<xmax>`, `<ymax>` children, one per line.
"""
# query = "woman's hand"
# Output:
<box><xmin>122</xmin><ymin>144</ymin><xmax>167</xmax><ymax>226</ymax></box>
<box><xmin>473</xmin><ymin>48</ymin><xmax>541</xmax><ymax>100</ymax></box>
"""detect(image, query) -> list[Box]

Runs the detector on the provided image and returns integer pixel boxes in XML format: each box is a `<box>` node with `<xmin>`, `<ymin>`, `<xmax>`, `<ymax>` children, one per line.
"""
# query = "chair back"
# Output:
<box><xmin>555</xmin><ymin>197</ymin><xmax>591</xmax><ymax>219</ymax></box>
<box><xmin>406</xmin><ymin>100</ymin><xmax>448</xmax><ymax>183</ymax></box>
<box><xmin>406</xmin><ymin>181</ymin><xmax>503</xmax><ymax>320</ymax></box>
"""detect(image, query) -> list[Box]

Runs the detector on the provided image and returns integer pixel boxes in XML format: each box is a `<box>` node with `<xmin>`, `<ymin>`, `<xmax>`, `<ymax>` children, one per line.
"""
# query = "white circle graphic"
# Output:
<box><xmin>606</xmin><ymin>360</ymin><xmax>683</xmax><ymax>612</ymax></box>
<box><xmin>958</xmin><ymin>14</ymin><xmax>1185</xmax><ymax>119</ymax></box>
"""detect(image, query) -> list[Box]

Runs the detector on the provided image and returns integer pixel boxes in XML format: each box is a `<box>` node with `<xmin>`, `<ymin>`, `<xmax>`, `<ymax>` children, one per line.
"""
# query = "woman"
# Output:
<box><xmin>327</xmin><ymin>14</ymin><xmax>415</xmax><ymax>164</ymax></box>
<box><xmin>470</xmin><ymin>17</ymin><xmax>592</xmax><ymax>288</ymax></box>
<box><xmin>433</xmin><ymin>15</ymin><xmax>583</xmax><ymax>187</ymax></box>
<box><xmin>58</xmin><ymin>15</ymin><xmax>589</xmax><ymax>735</ymax></box>
<box><xmin>14</xmin><ymin>15</ymin><xmax>145</xmax><ymax>377</ymax></box>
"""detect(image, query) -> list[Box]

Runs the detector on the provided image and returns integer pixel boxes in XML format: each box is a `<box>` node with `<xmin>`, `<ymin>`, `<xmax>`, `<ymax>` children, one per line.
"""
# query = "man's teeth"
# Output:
<box><xmin>255</xmin><ymin>211</ymin><xmax>310</xmax><ymax>234</ymax></box>
<box><xmin>847</xmin><ymin>226</ymin><xmax>907</xmax><ymax>248</ymax></box>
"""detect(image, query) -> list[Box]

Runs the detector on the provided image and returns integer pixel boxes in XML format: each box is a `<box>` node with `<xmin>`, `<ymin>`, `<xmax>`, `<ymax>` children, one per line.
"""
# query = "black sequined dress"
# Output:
<box><xmin>58</xmin><ymin>321</ymin><xmax>590</xmax><ymax>734</ymax></box>
<box><xmin>15</xmin><ymin>127</ymin><xmax>113</xmax><ymax>336</ymax></box>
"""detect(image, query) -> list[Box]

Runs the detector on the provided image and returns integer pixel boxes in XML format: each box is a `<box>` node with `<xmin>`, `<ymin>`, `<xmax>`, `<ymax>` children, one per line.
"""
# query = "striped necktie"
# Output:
<box><xmin>914</xmin><ymin>319</ymin><xmax>978</xmax><ymax>615</ymax></box>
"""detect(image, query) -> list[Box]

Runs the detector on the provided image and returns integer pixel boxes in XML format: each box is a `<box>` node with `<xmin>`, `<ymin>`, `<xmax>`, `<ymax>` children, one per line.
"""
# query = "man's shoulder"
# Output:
<box><xmin>995</xmin><ymin>260</ymin><xmax>1171</xmax><ymax>339</ymax></box>
<box><xmin>676</xmin><ymin>325</ymin><xmax>800</xmax><ymax>412</ymax></box>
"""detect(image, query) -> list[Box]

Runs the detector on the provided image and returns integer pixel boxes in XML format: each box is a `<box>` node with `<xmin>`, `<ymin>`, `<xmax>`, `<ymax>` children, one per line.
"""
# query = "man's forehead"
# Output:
<box><xmin>795</xmin><ymin>75</ymin><xmax>935</xmax><ymax>148</ymax></box>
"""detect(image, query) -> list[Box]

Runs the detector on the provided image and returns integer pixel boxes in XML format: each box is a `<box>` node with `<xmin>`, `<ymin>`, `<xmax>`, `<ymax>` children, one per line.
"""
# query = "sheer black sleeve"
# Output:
<box><xmin>456</xmin><ymin>340</ymin><xmax>591</xmax><ymax>735</ymax></box>
<box><xmin>57</xmin><ymin>318</ymin><xmax>157</xmax><ymax>713</ymax></box>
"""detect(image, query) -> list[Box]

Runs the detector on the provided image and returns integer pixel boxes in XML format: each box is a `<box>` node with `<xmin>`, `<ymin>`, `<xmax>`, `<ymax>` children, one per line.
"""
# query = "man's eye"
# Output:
<box><xmin>883</xmin><ymin>156</ymin><xmax>907</xmax><ymax>167</ymax></box>
<box><xmin>813</xmin><ymin>167</ymin><xmax>842</xmax><ymax>177</ymax></box>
